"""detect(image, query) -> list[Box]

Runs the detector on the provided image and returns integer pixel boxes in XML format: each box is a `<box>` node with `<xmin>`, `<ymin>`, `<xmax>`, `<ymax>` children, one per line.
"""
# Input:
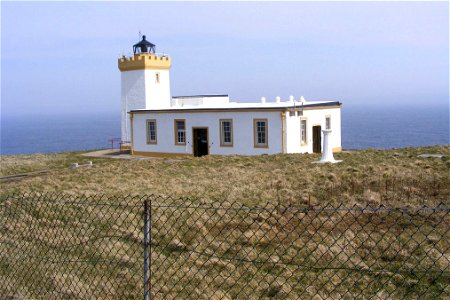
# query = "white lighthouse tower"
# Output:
<box><xmin>118</xmin><ymin>35</ymin><xmax>171</xmax><ymax>144</ymax></box>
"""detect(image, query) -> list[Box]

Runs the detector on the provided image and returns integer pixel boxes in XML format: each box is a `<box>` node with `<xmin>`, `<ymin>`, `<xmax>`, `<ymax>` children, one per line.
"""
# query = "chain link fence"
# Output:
<box><xmin>1</xmin><ymin>193</ymin><xmax>449</xmax><ymax>299</ymax></box>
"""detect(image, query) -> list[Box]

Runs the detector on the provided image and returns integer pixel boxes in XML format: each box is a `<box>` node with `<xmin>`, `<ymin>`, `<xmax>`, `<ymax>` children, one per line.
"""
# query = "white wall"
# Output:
<box><xmin>132</xmin><ymin>111</ymin><xmax>283</xmax><ymax>155</ymax></box>
<box><xmin>121</xmin><ymin>69</ymin><xmax>171</xmax><ymax>142</ymax></box>
<box><xmin>170</xmin><ymin>96</ymin><xmax>230</xmax><ymax>107</ymax></box>
<box><xmin>121</xmin><ymin>70</ymin><xmax>146</xmax><ymax>142</ymax></box>
<box><xmin>285</xmin><ymin>107</ymin><xmax>341</xmax><ymax>153</ymax></box>
<box><xmin>144</xmin><ymin>69</ymin><xmax>171</xmax><ymax>109</ymax></box>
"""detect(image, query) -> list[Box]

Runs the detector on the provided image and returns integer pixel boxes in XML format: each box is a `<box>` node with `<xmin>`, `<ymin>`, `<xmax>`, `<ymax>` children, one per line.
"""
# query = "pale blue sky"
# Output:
<box><xmin>1</xmin><ymin>1</ymin><xmax>448</xmax><ymax>116</ymax></box>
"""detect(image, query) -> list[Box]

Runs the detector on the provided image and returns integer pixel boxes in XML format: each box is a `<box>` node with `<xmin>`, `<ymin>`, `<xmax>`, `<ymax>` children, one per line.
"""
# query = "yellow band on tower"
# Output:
<box><xmin>118</xmin><ymin>53</ymin><xmax>171</xmax><ymax>71</ymax></box>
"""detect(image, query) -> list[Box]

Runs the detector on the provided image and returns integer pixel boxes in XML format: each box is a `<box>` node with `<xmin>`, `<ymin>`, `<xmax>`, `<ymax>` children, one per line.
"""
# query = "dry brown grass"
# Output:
<box><xmin>1</xmin><ymin>147</ymin><xmax>449</xmax><ymax>298</ymax></box>
<box><xmin>1</xmin><ymin>194</ymin><xmax>448</xmax><ymax>299</ymax></box>
<box><xmin>1</xmin><ymin>146</ymin><xmax>449</xmax><ymax>206</ymax></box>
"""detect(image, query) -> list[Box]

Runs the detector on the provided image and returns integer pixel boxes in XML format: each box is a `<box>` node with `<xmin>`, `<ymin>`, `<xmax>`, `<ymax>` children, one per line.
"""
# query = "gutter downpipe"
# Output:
<box><xmin>130</xmin><ymin>112</ymin><xmax>134</xmax><ymax>155</ymax></box>
<box><xmin>281</xmin><ymin>111</ymin><xmax>286</xmax><ymax>154</ymax></box>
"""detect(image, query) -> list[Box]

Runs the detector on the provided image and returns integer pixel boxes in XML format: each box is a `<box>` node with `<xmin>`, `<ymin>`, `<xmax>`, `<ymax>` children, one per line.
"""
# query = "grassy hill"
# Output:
<box><xmin>1</xmin><ymin>146</ymin><xmax>449</xmax><ymax>299</ymax></box>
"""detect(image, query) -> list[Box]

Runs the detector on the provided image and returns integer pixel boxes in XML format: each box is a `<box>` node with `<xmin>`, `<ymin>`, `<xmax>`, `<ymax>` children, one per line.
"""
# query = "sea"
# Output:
<box><xmin>1</xmin><ymin>105</ymin><xmax>449</xmax><ymax>155</ymax></box>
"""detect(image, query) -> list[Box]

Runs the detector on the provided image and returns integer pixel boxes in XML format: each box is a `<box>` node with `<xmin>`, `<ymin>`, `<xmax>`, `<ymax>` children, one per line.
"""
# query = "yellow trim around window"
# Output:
<box><xmin>300</xmin><ymin>117</ymin><xmax>308</xmax><ymax>146</ymax></box>
<box><xmin>174</xmin><ymin>119</ymin><xmax>186</xmax><ymax>146</ymax></box>
<box><xmin>146</xmin><ymin>119</ymin><xmax>157</xmax><ymax>144</ymax></box>
<box><xmin>219</xmin><ymin>119</ymin><xmax>233</xmax><ymax>147</ymax></box>
<box><xmin>253</xmin><ymin>118</ymin><xmax>269</xmax><ymax>148</ymax></box>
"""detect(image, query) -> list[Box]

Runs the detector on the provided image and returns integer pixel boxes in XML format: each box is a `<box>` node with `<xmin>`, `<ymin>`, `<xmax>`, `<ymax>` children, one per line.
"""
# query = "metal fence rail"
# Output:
<box><xmin>0</xmin><ymin>193</ymin><xmax>449</xmax><ymax>299</ymax></box>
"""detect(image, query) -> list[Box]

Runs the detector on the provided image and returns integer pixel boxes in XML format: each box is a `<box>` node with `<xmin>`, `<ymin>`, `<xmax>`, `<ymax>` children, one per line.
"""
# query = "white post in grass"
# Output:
<box><xmin>313</xmin><ymin>129</ymin><xmax>342</xmax><ymax>164</ymax></box>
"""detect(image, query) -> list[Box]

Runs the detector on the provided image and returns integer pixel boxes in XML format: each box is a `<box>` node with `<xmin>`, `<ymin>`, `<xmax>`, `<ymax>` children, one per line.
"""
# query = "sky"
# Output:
<box><xmin>1</xmin><ymin>1</ymin><xmax>449</xmax><ymax>117</ymax></box>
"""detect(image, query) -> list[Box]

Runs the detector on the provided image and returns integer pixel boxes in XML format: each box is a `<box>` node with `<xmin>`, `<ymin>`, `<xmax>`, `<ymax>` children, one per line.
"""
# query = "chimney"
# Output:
<box><xmin>261</xmin><ymin>97</ymin><xmax>266</xmax><ymax>104</ymax></box>
<box><xmin>276</xmin><ymin>96</ymin><xmax>281</xmax><ymax>103</ymax></box>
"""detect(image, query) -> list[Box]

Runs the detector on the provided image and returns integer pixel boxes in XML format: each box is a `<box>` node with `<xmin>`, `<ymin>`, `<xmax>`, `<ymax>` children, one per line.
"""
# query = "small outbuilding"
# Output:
<box><xmin>119</xmin><ymin>36</ymin><xmax>342</xmax><ymax>157</ymax></box>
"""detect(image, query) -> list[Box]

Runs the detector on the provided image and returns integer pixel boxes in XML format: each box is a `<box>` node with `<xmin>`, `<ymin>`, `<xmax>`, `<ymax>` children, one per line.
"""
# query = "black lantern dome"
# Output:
<box><xmin>133</xmin><ymin>35</ymin><xmax>156</xmax><ymax>54</ymax></box>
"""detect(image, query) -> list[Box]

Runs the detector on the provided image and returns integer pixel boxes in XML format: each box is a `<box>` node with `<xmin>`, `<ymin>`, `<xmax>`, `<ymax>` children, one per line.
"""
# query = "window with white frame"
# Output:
<box><xmin>325</xmin><ymin>115</ymin><xmax>331</xmax><ymax>129</ymax></box>
<box><xmin>220</xmin><ymin>119</ymin><xmax>233</xmax><ymax>147</ymax></box>
<box><xmin>300</xmin><ymin>118</ymin><xmax>307</xmax><ymax>145</ymax></box>
<box><xmin>254</xmin><ymin>119</ymin><xmax>268</xmax><ymax>148</ymax></box>
<box><xmin>146</xmin><ymin>119</ymin><xmax>157</xmax><ymax>144</ymax></box>
<box><xmin>174</xmin><ymin>119</ymin><xmax>186</xmax><ymax>145</ymax></box>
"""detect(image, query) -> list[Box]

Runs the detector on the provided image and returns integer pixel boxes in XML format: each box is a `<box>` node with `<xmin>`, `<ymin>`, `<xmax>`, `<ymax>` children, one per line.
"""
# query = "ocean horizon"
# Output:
<box><xmin>1</xmin><ymin>104</ymin><xmax>448</xmax><ymax>156</ymax></box>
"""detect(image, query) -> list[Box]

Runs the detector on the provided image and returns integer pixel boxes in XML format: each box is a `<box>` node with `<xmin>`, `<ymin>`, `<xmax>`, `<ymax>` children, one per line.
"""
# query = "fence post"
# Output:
<box><xmin>143</xmin><ymin>199</ymin><xmax>150</xmax><ymax>300</ymax></box>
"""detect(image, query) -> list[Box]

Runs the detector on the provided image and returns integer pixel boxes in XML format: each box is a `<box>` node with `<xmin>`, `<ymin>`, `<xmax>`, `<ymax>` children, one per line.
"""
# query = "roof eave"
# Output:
<box><xmin>130</xmin><ymin>101</ymin><xmax>342</xmax><ymax>114</ymax></box>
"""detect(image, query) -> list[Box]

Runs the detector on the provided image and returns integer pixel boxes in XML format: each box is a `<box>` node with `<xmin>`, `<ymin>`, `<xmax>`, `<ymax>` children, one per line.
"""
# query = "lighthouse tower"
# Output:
<box><xmin>118</xmin><ymin>35</ymin><xmax>171</xmax><ymax>143</ymax></box>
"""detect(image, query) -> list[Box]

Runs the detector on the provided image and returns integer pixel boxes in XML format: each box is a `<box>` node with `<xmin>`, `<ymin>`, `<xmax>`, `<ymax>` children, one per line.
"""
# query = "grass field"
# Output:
<box><xmin>1</xmin><ymin>194</ymin><xmax>448</xmax><ymax>299</ymax></box>
<box><xmin>1</xmin><ymin>146</ymin><xmax>449</xmax><ymax>206</ymax></box>
<box><xmin>1</xmin><ymin>146</ymin><xmax>449</xmax><ymax>299</ymax></box>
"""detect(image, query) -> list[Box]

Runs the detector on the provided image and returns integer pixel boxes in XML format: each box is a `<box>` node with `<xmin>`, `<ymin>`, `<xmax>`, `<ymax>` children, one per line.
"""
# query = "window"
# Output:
<box><xmin>289</xmin><ymin>111</ymin><xmax>295</xmax><ymax>117</ymax></box>
<box><xmin>174</xmin><ymin>119</ymin><xmax>186</xmax><ymax>145</ymax></box>
<box><xmin>300</xmin><ymin>118</ymin><xmax>307</xmax><ymax>145</ymax></box>
<box><xmin>325</xmin><ymin>116</ymin><xmax>331</xmax><ymax>129</ymax></box>
<box><xmin>254</xmin><ymin>119</ymin><xmax>268</xmax><ymax>148</ymax></box>
<box><xmin>220</xmin><ymin>119</ymin><xmax>233</xmax><ymax>147</ymax></box>
<box><xmin>155</xmin><ymin>72</ymin><xmax>160</xmax><ymax>83</ymax></box>
<box><xmin>146</xmin><ymin>119</ymin><xmax>157</xmax><ymax>144</ymax></box>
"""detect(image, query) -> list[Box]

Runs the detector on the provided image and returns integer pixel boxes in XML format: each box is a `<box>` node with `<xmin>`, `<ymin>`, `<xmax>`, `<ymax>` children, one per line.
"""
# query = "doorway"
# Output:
<box><xmin>193</xmin><ymin>128</ymin><xmax>209</xmax><ymax>157</ymax></box>
<box><xmin>313</xmin><ymin>125</ymin><xmax>322</xmax><ymax>153</ymax></box>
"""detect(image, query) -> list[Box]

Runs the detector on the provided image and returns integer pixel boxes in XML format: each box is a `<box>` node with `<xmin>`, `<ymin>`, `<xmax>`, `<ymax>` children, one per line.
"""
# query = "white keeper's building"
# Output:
<box><xmin>119</xmin><ymin>36</ymin><xmax>342</xmax><ymax>157</ymax></box>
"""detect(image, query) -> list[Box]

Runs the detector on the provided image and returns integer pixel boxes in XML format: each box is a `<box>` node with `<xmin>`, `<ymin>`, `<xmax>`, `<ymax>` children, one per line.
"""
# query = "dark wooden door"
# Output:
<box><xmin>193</xmin><ymin>128</ymin><xmax>209</xmax><ymax>157</ymax></box>
<box><xmin>313</xmin><ymin>125</ymin><xmax>322</xmax><ymax>153</ymax></box>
